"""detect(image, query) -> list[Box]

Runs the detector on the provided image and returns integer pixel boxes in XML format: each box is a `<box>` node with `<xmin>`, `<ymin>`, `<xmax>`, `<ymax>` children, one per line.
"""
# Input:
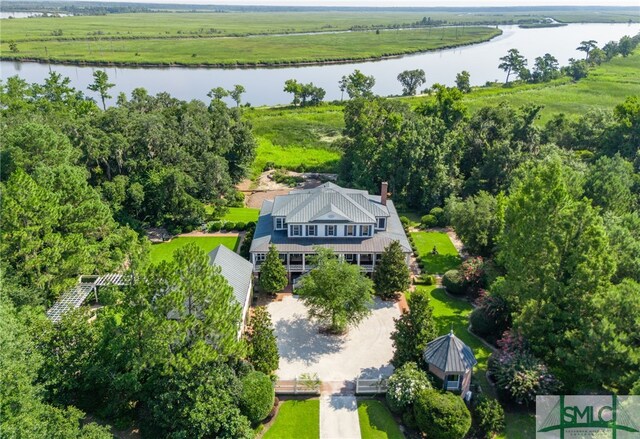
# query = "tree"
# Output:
<box><xmin>246</xmin><ymin>306</ymin><xmax>279</xmax><ymax>375</ymax></box>
<box><xmin>445</xmin><ymin>192</ymin><xmax>504</xmax><ymax>256</ymax></box>
<box><xmin>229</xmin><ymin>84</ymin><xmax>245</xmax><ymax>106</ymax></box>
<box><xmin>455</xmin><ymin>70</ymin><xmax>471</xmax><ymax>93</ymax></box>
<box><xmin>300</xmin><ymin>82</ymin><xmax>326</xmax><ymax>106</ymax></box>
<box><xmin>397</xmin><ymin>69</ymin><xmax>426</xmax><ymax>96</ymax></box>
<box><xmin>258</xmin><ymin>245</ymin><xmax>288</xmax><ymax>294</ymax></box>
<box><xmin>498</xmin><ymin>49</ymin><xmax>527</xmax><ymax>83</ymax></box>
<box><xmin>532</xmin><ymin>53</ymin><xmax>559</xmax><ymax>82</ymax></box>
<box><xmin>605</xmin><ymin>213</ymin><xmax>640</xmax><ymax>283</ymax></box>
<box><xmin>390</xmin><ymin>291</ymin><xmax>437</xmax><ymax>367</ymax></box>
<box><xmin>413</xmin><ymin>389</ymin><xmax>472</xmax><ymax>439</ymax></box>
<box><xmin>497</xmin><ymin>157</ymin><xmax>615</xmax><ymax>388</ymax></box>
<box><xmin>296</xmin><ymin>247</ymin><xmax>374</xmax><ymax>333</ymax></box>
<box><xmin>87</xmin><ymin>70</ymin><xmax>114</xmax><ymax>110</ymax></box>
<box><xmin>577</xmin><ymin>39</ymin><xmax>598</xmax><ymax>59</ymax></box>
<box><xmin>0</xmin><ymin>297</ymin><xmax>112</xmax><ymax>438</ymax></box>
<box><xmin>374</xmin><ymin>241</ymin><xmax>410</xmax><ymax>299</ymax></box>
<box><xmin>602</xmin><ymin>40</ymin><xmax>619</xmax><ymax>60</ymax></box>
<box><xmin>207</xmin><ymin>86</ymin><xmax>228</xmax><ymax>101</ymax></box>
<box><xmin>564</xmin><ymin>58</ymin><xmax>589</xmax><ymax>80</ymax></box>
<box><xmin>339</xmin><ymin>69</ymin><xmax>376</xmax><ymax>99</ymax></box>
<box><xmin>584</xmin><ymin>154</ymin><xmax>636</xmax><ymax>215</ymax></box>
<box><xmin>283</xmin><ymin>79</ymin><xmax>303</xmax><ymax>106</ymax></box>
<box><xmin>617</xmin><ymin>35</ymin><xmax>634</xmax><ymax>57</ymax></box>
<box><xmin>238</xmin><ymin>371</ymin><xmax>275</xmax><ymax>424</ymax></box>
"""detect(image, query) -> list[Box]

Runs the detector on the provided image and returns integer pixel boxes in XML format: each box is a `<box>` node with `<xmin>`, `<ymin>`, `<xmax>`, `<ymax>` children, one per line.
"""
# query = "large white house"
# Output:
<box><xmin>249</xmin><ymin>182</ymin><xmax>411</xmax><ymax>278</ymax></box>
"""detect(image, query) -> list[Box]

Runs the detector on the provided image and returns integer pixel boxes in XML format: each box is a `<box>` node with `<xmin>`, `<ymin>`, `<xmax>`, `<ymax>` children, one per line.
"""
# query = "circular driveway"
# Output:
<box><xmin>267</xmin><ymin>295</ymin><xmax>401</xmax><ymax>382</ymax></box>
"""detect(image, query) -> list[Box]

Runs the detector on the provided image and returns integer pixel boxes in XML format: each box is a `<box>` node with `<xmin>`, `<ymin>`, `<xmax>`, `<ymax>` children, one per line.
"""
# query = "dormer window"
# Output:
<box><xmin>275</xmin><ymin>217</ymin><xmax>285</xmax><ymax>230</ymax></box>
<box><xmin>377</xmin><ymin>217</ymin><xmax>386</xmax><ymax>229</ymax></box>
<box><xmin>325</xmin><ymin>225</ymin><xmax>337</xmax><ymax>236</ymax></box>
<box><xmin>306</xmin><ymin>225</ymin><xmax>317</xmax><ymax>236</ymax></box>
<box><xmin>290</xmin><ymin>225</ymin><xmax>302</xmax><ymax>236</ymax></box>
<box><xmin>360</xmin><ymin>225</ymin><xmax>372</xmax><ymax>236</ymax></box>
<box><xmin>345</xmin><ymin>225</ymin><xmax>356</xmax><ymax>237</ymax></box>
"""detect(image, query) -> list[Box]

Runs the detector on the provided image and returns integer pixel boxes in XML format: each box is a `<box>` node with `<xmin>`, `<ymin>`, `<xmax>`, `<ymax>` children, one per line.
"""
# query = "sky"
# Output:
<box><xmin>74</xmin><ymin>0</ymin><xmax>640</xmax><ymax>6</ymax></box>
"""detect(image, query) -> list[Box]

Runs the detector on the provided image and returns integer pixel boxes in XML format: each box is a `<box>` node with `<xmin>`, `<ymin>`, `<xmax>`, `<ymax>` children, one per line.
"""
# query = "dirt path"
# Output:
<box><xmin>177</xmin><ymin>231</ymin><xmax>241</xmax><ymax>238</ymax></box>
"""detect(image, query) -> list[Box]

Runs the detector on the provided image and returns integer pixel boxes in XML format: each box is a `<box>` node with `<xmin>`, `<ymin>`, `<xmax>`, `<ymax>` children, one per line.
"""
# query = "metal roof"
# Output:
<box><xmin>208</xmin><ymin>245</ymin><xmax>253</xmax><ymax>311</ymax></box>
<box><xmin>423</xmin><ymin>331</ymin><xmax>478</xmax><ymax>373</ymax></box>
<box><xmin>250</xmin><ymin>196</ymin><xmax>411</xmax><ymax>254</ymax></box>
<box><xmin>271</xmin><ymin>182</ymin><xmax>389</xmax><ymax>224</ymax></box>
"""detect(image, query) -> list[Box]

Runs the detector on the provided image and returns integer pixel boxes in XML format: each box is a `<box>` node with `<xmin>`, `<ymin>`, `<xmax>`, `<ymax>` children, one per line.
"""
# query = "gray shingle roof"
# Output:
<box><xmin>423</xmin><ymin>331</ymin><xmax>478</xmax><ymax>373</ymax></box>
<box><xmin>271</xmin><ymin>182</ymin><xmax>389</xmax><ymax>224</ymax></box>
<box><xmin>250</xmin><ymin>193</ymin><xmax>411</xmax><ymax>254</ymax></box>
<box><xmin>208</xmin><ymin>245</ymin><xmax>253</xmax><ymax>311</ymax></box>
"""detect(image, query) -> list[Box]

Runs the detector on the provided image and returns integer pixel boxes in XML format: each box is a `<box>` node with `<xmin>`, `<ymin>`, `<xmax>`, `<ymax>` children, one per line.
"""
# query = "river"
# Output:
<box><xmin>1</xmin><ymin>22</ymin><xmax>638</xmax><ymax>107</ymax></box>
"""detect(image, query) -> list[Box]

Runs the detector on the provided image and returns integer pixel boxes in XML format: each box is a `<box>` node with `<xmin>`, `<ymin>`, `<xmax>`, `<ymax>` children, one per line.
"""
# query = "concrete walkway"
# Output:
<box><xmin>320</xmin><ymin>395</ymin><xmax>361</xmax><ymax>439</ymax></box>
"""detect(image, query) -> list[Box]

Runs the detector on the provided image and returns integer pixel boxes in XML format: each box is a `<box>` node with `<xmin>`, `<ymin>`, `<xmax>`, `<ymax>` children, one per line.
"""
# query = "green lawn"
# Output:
<box><xmin>262</xmin><ymin>399</ymin><xmax>320</xmax><ymax>439</ymax></box>
<box><xmin>148</xmin><ymin>236</ymin><xmax>239</xmax><ymax>264</ymax></box>
<box><xmin>357</xmin><ymin>400</ymin><xmax>404</xmax><ymax>439</ymax></box>
<box><xmin>410</xmin><ymin>231</ymin><xmax>461</xmax><ymax>274</ymax></box>
<box><xmin>414</xmin><ymin>284</ymin><xmax>535</xmax><ymax>439</ymax></box>
<box><xmin>209</xmin><ymin>207</ymin><xmax>260</xmax><ymax>223</ymax></box>
<box><xmin>252</xmin><ymin>138</ymin><xmax>341</xmax><ymax>179</ymax></box>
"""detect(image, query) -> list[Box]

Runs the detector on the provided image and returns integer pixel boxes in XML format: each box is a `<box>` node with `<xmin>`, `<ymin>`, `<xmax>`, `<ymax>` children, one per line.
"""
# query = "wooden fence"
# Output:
<box><xmin>275</xmin><ymin>377</ymin><xmax>321</xmax><ymax>395</ymax></box>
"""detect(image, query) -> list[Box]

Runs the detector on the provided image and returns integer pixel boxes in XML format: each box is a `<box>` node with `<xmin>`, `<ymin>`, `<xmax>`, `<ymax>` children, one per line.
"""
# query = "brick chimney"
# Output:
<box><xmin>381</xmin><ymin>181</ymin><xmax>388</xmax><ymax>205</ymax></box>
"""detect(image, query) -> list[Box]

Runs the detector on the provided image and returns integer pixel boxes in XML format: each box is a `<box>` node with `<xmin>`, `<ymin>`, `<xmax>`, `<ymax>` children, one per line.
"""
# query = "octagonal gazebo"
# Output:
<box><xmin>423</xmin><ymin>330</ymin><xmax>477</xmax><ymax>395</ymax></box>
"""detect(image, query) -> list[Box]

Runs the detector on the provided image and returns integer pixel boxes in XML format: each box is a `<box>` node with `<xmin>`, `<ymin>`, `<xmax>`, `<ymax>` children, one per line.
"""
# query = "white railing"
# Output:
<box><xmin>355</xmin><ymin>375</ymin><xmax>388</xmax><ymax>394</ymax></box>
<box><xmin>275</xmin><ymin>376</ymin><xmax>321</xmax><ymax>395</ymax></box>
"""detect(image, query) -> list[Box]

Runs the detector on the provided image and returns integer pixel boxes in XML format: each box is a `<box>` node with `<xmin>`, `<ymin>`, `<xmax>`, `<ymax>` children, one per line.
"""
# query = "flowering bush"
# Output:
<box><xmin>489</xmin><ymin>331</ymin><xmax>562</xmax><ymax>405</ymax></box>
<box><xmin>385</xmin><ymin>362</ymin><xmax>432</xmax><ymax>414</ymax></box>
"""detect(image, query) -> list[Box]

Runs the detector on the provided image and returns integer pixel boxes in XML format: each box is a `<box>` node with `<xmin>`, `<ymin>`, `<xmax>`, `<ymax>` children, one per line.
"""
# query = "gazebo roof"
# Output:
<box><xmin>423</xmin><ymin>330</ymin><xmax>478</xmax><ymax>373</ymax></box>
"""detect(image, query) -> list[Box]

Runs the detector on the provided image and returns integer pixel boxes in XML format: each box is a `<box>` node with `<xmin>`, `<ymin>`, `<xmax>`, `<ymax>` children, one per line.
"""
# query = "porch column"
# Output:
<box><xmin>302</xmin><ymin>254</ymin><xmax>306</xmax><ymax>271</ymax></box>
<box><xmin>372</xmin><ymin>254</ymin><xmax>376</xmax><ymax>270</ymax></box>
<box><xmin>356</xmin><ymin>253</ymin><xmax>361</xmax><ymax>266</ymax></box>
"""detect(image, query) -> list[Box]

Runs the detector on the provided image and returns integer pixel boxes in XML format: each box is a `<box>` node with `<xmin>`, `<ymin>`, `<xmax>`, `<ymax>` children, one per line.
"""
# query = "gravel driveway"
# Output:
<box><xmin>267</xmin><ymin>295</ymin><xmax>400</xmax><ymax>382</ymax></box>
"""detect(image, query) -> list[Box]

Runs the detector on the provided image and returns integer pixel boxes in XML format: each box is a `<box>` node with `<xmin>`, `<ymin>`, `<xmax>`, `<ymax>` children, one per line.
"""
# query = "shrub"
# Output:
<box><xmin>420</xmin><ymin>274</ymin><xmax>436</xmax><ymax>286</ymax></box>
<box><xmin>238</xmin><ymin>371</ymin><xmax>275</xmax><ymax>424</ymax></box>
<box><xmin>469</xmin><ymin>307</ymin><xmax>497</xmax><ymax>338</ymax></box>
<box><xmin>399</xmin><ymin>216</ymin><xmax>410</xmax><ymax>230</ymax></box>
<box><xmin>224</xmin><ymin>221</ymin><xmax>236</xmax><ymax>231</ymax></box>
<box><xmin>402</xmin><ymin>411</ymin><xmax>418</xmax><ymax>429</ymax></box>
<box><xmin>207</xmin><ymin>221</ymin><xmax>222</xmax><ymax>232</ymax></box>
<box><xmin>235</xmin><ymin>222</ymin><xmax>246</xmax><ymax>231</ymax></box>
<box><xmin>429</xmin><ymin>207</ymin><xmax>446</xmax><ymax>226</ymax></box>
<box><xmin>386</xmin><ymin>362</ymin><xmax>432</xmax><ymax>414</ymax></box>
<box><xmin>460</xmin><ymin>257</ymin><xmax>486</xmax><ymax>299</ymax></box>
<box><xmin>489</xmin><ymin>331</ymin><xmax>562</xmax><ymax>405</ymax></box>
<box><xmin>472</xmin><ymin>395</ymin><xmax>505</xmax><ymax>438</ymax></box>
<box><xmin>246</xmin><ymin>221</ymin><xmax>256</xmax><ymax>229</ymax></box>
<box><xmin>413</xmin><ymin>389</ymin><xmax>471</xmax><ymax>439</ymax></box>
<box><xmin>263</xmin><ymin>161</ymin><xmax>276</xmax><ymax>171</ymax></box>
<box><xmin>442</xmin><ymin>269</ymin><xmax>466</xmax><ymax>295</ymax></box>
<box><xmin>421</xmin><ymin>214</ymin><xmax>437</xmax><ymax>228</ymax></box>
<box><xmin>228</xmin><ymin>191</ymin><xmax>245</xmax><ymax>208</ymax></box>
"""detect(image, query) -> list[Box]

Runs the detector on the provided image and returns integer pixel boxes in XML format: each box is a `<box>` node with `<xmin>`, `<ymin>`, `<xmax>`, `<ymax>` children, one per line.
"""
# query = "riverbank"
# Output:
<box><xmin>1</xmin><ymin>27</ymin><xmax>501</xmax><ymax>68</ymax></box>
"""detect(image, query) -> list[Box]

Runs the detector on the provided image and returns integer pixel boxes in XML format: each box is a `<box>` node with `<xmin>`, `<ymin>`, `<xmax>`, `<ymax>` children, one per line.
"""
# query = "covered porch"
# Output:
<box><xmin>252</xmin><ymin>252</ymin><xmax>382</xmax><ymax>273</ymax></box>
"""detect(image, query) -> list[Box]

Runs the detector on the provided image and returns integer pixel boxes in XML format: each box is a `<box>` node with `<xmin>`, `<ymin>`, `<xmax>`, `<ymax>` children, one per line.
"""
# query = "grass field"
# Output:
<box><xmin>148</xmin><ymin>236</ymin><xmax>239</xmax><ymax>264</ymax></box>
<box><xmin>215</xmin><ymin>207</ymin><xmax>260</xmax><ymax>223</ymax></box>
<box><xmin>410</xmin><ymin>231</ymin><xmax>462</xmax><ymax>274</ymax></box>
<box><xmin>262</xmin><ymin>399</ymin><xmax>320</xmax><ymax>439</ymax></box>
<box><xmin>3</xmin><ymin>26</ymin><xmax>500</xmax><ymax>66</ymax></box>
<box><xmin>3</xmin><ymin>9</ymin><xmax>635</xmax><ymax>43</ymax></box>
<box><xmin>357</xmin><ymin>400</ymin><xmax>404</xmax><ymax>439</ymax></box>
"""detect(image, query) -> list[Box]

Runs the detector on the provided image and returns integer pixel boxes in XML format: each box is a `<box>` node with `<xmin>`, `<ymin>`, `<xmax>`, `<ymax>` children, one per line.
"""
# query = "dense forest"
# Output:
<box><xmin>338</xmin><ymin>89</ymin><xmax>640</xmax><ymax>395</ymax></box>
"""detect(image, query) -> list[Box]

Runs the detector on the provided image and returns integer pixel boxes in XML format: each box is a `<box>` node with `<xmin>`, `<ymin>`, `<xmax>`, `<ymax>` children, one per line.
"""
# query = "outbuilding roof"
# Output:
<box><xmin>423</xmin><ymin>331</ymin><xmax>478</xmax><ymax>374</ymax></box>
<box><xmin>208</xmin><ymin>245</ymin><xmax>253</xmax><ymax>310</ymax></box>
